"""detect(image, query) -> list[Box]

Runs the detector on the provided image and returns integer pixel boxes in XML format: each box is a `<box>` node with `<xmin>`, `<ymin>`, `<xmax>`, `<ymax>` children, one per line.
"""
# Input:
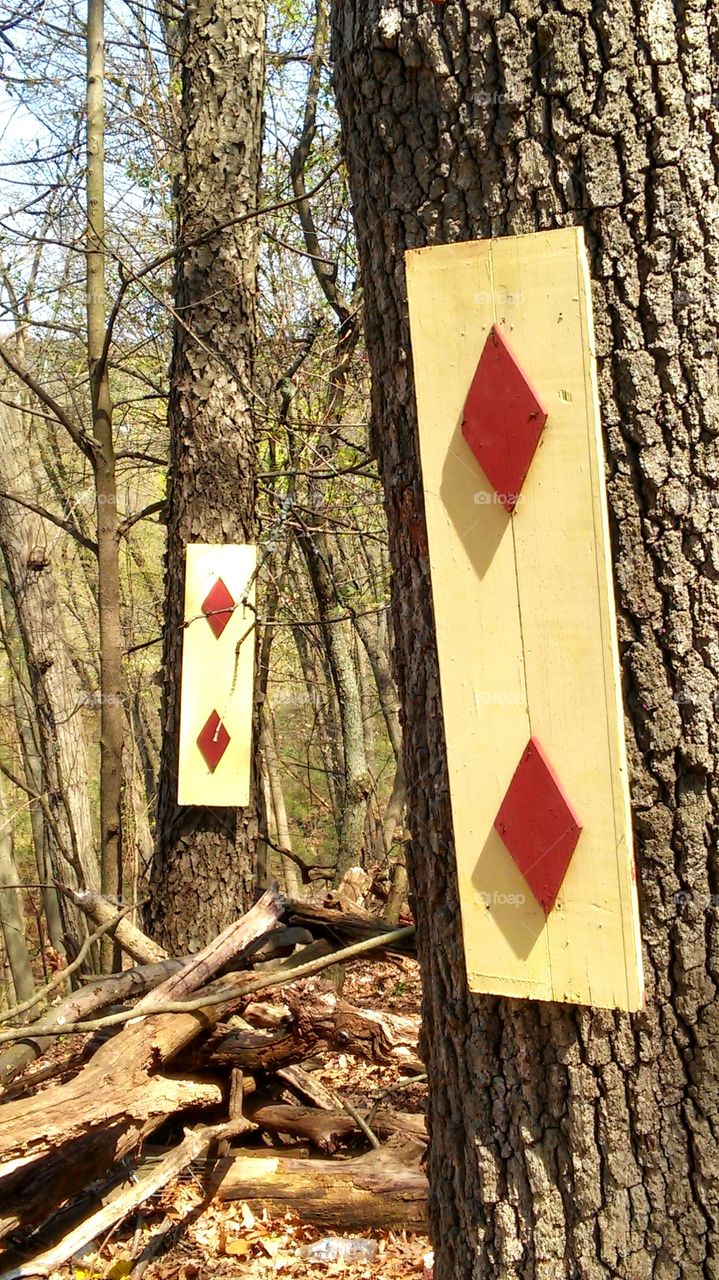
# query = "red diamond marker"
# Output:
<box><xmin>462</xmin><ymin>324</ymin><xmax>548</xmax><ymax>512</ymax></box>
<box><xmin>201</xmin><ymin>578</ymin><xmax>235</xmax><ymax>639</ymax></box>
<box><xmin>494</xmin><ymin>737</ymin><xmax>582</xmax><ymax>914</ymax></box>
<box><xmin>197</xmin><ymin>710</ymin><xmax>231</xmax><ymax>772</ymax></box>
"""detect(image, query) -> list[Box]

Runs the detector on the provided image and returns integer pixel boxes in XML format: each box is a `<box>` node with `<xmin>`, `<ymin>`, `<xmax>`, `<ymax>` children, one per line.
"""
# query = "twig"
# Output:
<box><xmin>0</xmin><ymin>904</ymin><xmax>137</xmax><ymax>1026</ymax></box>
<box><xmin>0</xmin><ymin>489</ymin><xmax>97</xmax><ymax>554</ymax></box>
<box><xmin>328</xmin><ymin>1087</ymin><xmax>381</xmax><ymax>1150</ymax></box>
<box><xmin>259</xmin><ymin>832</ymin><xmax>330</xmax><ymax>884</ymax></box>
<box><xmin>97</xmin><ymin>163</ymin><xmax>342</xmax><ymax>387</ymax></box>
<box><xmin>368</xmin><ymin>1073</ymin><xmax>428</xmax><ymax>1124</ymax></box>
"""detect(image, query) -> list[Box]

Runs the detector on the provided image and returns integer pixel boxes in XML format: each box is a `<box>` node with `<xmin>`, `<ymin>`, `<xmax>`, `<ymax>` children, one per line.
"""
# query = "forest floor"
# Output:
<box><xmin>51</xmin><ymin>957</ymin><xmax>431</xmax><ymax>1280</ymax></box>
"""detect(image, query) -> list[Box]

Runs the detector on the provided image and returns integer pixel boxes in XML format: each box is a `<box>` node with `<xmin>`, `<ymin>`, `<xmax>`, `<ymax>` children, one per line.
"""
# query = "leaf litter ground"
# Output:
<box><xmin>49</xmin><ymin>957</ymin><xmax>430</xmax><ymax>1280</ymax></box>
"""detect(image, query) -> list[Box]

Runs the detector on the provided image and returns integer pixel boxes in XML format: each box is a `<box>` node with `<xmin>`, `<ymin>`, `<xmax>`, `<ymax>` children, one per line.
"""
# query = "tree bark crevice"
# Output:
<box><xmin>330</xmin><ymin>2</ymin><xmax>719</xmax><ymax>1276</ymax></box>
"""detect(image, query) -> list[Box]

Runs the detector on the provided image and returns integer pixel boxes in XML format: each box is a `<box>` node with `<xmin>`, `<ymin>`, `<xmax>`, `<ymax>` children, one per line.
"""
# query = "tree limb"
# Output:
<box><xmin>0</xmin><ymin>342</ymin><xmax>95</xmax><ymax>460</ymax></box>
<box><xmin>0</xmin><ymin>924</ymin><xmax>415</xmax><ymax>1044</ymax></box>
<box><xmin>0</xmin><ymin>489</ymin><xmax>98</xmax><ymax>554</ymax></box>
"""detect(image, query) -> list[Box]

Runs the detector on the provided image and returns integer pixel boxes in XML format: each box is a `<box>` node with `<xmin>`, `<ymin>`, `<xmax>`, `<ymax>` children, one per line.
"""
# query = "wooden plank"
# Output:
<box><xmin>405</xmin><ymin>228</ymin><xmax>643</xmax><ymax>1010</ymax></box>
<box><xmin>177</xmin><ymin>544</ymin><xmax>256</xmax><ymax>807</ymax></box>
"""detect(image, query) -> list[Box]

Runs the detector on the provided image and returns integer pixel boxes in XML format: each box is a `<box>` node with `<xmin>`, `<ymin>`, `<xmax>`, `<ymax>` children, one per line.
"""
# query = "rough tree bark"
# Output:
<box><xmin>0</xmin><ymin>583</ymin><xmax>65</xmax><ymax>959</ymax></box>
<box><xmin>0</xmin><ymin>776</ymin><xmax>35</xmax><ymax>1004</ymax></box>
<box><xmin>331</xmin><ymin>3</ymin><xmax>719</xmax><ymax>1278</ymax></box>
<box><xmin>0</xmin><ymin>399</ymin><xmax>97</xmax><ymax>913</ymax></box>
<box><xmin>148</xmin><ymin>0</ymin><xmax>266</xmax><ymax>950</ymax></box>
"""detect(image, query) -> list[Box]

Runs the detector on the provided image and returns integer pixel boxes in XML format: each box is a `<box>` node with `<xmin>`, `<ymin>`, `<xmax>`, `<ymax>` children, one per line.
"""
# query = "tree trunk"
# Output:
<box><xmin>86</xmin><ymin>0</ymin><xmax>125</xmax><ymax>968</ymax></box>
<box><xmin>297</xmin><ymin>526</ymin><xmax>372</xmax><ymax>883</ymax></box>
<box><xmin>290</xmin><ymin>581</ymin><xmax>344</xmax><ymax>832</ymax></box>
<box><xmin>259</xmin><ymin>709</ymin><xmax>303</xmax><ymax>896</ymax></box>
<box><xmin>0</xmin><ymin>583</ymin><xmax>65</xmax><ymax>960</ymax></box>
<box><xmin>0</xmin><ymin>398</ymin><xmax>97</xmax><ymax>909</ymax></box>
<box><xmin>331</xmin><ymin>4</ymin><xmax>719</xmax><ymax>1277</ymax></box>
<box><xmin>244</xmin><ymin>1099</ymin><xmax>427</xmax><ymax>1149</ymax></box>
<box><xmin>0</xmin><ymin>776</ymin><xmax>35</xmax><ymax>1005</ymax></box>
<box><xmin>148</xmin><ymin>0</ymin><xmax>266</xmax><ymax>951</ymax></box>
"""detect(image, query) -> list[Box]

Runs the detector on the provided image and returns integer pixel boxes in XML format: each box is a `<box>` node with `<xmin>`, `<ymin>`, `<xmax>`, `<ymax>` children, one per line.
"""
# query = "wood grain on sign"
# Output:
<box><xmin>177</xmin><ymin>544</ymin><xmax>256</xmax><ymax>807</ymax></box>
<box><xmin>405</xmin><ymin>227</ymin><xmax>643</xmax><ymax>1011</ymax></box>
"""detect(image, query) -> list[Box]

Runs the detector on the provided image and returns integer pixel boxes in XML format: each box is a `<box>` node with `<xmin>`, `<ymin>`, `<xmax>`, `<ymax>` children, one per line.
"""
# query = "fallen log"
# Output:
<box><xmin>187</xmin><ymin>990</ymin><xmax>421</xmax><ymax>1076</ymax></box>
<box><xmin>211</xmin><ymin>1145</ymin><xmax>428</xmax><ymax>1229</ymax></box>
<box><xmin>58</xmin><ymin>888</ymin><xmax>169</xmax><ymax>965</ymax></box>
<box><xmin>285</xmin><ymin>900</ymin><xmax>416</xmax><ymax>956</ymax></box>
<box><xmin>0</xmin><ymin>956</ymin><xmax>185</xmax><ymax>1088</ymax></box>
<box><xmin>292</xmin><ymin>990</ymin><xmax>421</xmax><ymax>1066</ymax></box>
<box><xmin>0</xmin><ymin>929</ymin><xmax>318</xmax><ymax>1088</ymax></box>
<box><xmin>248</xmin><ymin>990</ymin><xmax>421</xmax><ymax>1066</ymax></box>
<box><xmin>0</xmin><ymin>887</ymin><xmax>283</xmax><ymax>1239</ymax></box>
<box><xmin>276</xmin><ymin>1063</ymin><xmax>338</xmax><ymax>1109</ymax></box>
<box><xmin>245</xmin><ymin>1100</ymin><xmax>427</xmax><ymax>1150</ymax></box>
<box><xmin>0</xmin><ymin>1119</ymin><xmax>252</xmax><ymax>1280</ymax></box>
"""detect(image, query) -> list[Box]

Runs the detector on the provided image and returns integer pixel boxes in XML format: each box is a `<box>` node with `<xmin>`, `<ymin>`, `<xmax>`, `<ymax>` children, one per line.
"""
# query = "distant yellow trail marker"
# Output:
<box><xmin>406</xmin><ymin>227</ymin><xmax>643</xmax><ymax>1010</ymax></box>
<box><xmin>177</xmin><ymin>543</ymin><xmax>256</xmax><ymax>808</ymax></box>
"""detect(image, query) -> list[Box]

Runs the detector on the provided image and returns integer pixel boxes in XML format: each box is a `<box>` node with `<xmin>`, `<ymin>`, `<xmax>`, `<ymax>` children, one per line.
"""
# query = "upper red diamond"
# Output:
<box><xmin>201</xmin><ymin>577</ymin><xmax>235</xmax><ymax>639</ymax></box>
<box><xmin>197</xmin><ymin>710</ymin><xmax>231</xmax><ymax>772</ymax></box>
<box><xmin>462</xmin><ymin>324</ymin><xmax>548</xmax><ymax>513</ymax></box>
<box><xmin>494</xmin><ymin>737</ymin><xmax>582</xmax><ymax>914</ymax></box>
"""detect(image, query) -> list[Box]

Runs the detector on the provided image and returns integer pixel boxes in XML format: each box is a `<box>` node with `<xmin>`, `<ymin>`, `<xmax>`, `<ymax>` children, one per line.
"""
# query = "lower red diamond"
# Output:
<box><xmin>197</xmin><ymin>710</ymin><xmax>230</xmax><ymax>772</ymax></box>
<box><xmin>494</xmin><ymin>737</ymin><xmax>582</xmax><ymax>914</ymax></box>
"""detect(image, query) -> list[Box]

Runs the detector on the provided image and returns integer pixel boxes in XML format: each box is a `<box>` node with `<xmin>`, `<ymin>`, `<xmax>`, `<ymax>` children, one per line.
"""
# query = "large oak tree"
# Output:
<box><xmin>331</xmin><ymin>2</ymin><xmax>719</xmax><ymax>1276</ymax></box>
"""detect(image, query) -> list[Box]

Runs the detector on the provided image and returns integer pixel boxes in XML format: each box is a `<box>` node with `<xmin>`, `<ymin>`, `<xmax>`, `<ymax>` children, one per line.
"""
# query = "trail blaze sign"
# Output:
<box><xmin>406</xmin><ymin>227</ymin><xmax>644</xmax><ymax>1011</ymax></box>
<box><xmin>177</xmin><ymin>543</ymin><xmax>256</xmax><ymax>808</ymax></box>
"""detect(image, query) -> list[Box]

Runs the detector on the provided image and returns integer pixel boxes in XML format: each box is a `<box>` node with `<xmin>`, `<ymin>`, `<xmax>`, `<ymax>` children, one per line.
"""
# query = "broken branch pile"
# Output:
<box><xmin>0</xmin><ymin>886</ymin><xmax>426</xmax><ymax>1278</ymax></box>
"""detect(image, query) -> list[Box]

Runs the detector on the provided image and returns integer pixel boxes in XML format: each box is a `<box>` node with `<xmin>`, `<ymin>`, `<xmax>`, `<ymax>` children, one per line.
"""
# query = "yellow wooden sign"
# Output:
<box><xmin>177</xmin><ymin>544</ymin><xmax>256</xmax><ymax>807</ymax></box>
<box><xmin>406</xmin><ymin>227</ymin><xmax>643</xmax><ymax>1010</ymax></box>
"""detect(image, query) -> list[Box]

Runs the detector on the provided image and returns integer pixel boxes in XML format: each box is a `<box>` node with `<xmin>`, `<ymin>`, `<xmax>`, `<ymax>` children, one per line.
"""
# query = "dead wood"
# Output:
<box><xmin>182</xmin><ymin>1016</ymin><xmax>308</xmax><ymax>1073</ymax></box>
<box><xmin>285</xmin><ymin>899</ymin><xmax>416</xmax><ymax>955</ymax></box>
<box><xmin>188</xmin><ymin>990</ymin><xmax>421</xmax><ymax>1076</ymax></box>
<box><xmin>0</xmin><ymin>1074</ymin><xmax>224</xmax><ymax>1241</ymax></box>
<box><xmin>0</xmin><ymin>887</ymin><xmax>283</xmax><ymax>1238</ymax></box>
<box><xmin>211</xmin><ymin>1144</ymin><xmax>428</xmax><ymax>1228</ymax></box>
<box><xmin>276</xmin><ymin>1063</ymin><xmax>337</xmax><ymax>1109</ymax></box>
<box><xmin>384</xmin><ymin>862</ymin><xmax>409</xmax><ymax>924</ymax></box>
<box><xmin>0</xmin><ymin>957</ymin><xmax>184</xmax><ymax>1088</ymax></box>
<box><xmin>247</xmin><ymin>990</ymin><xmax>421</xmax><ymax>1065</ymax></box>
<box><xmin>0</xmin><ymin>1119</ymin><xmax>252</xmax><ymax>1280</ymax></box>
<box><xmin>244</xmin><ymin>1100</ymin><xmax>427</xmax><ymax>1150</ymax></box>
<box><xmin>0</xmin><ymin>928</ymin><xmax>314</xmax><ymax>1087</ymax></box>
<box><xmin>58</xmin><ymin>888</ymin><xmax>169</xmax><ymax>965</ymax></box>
